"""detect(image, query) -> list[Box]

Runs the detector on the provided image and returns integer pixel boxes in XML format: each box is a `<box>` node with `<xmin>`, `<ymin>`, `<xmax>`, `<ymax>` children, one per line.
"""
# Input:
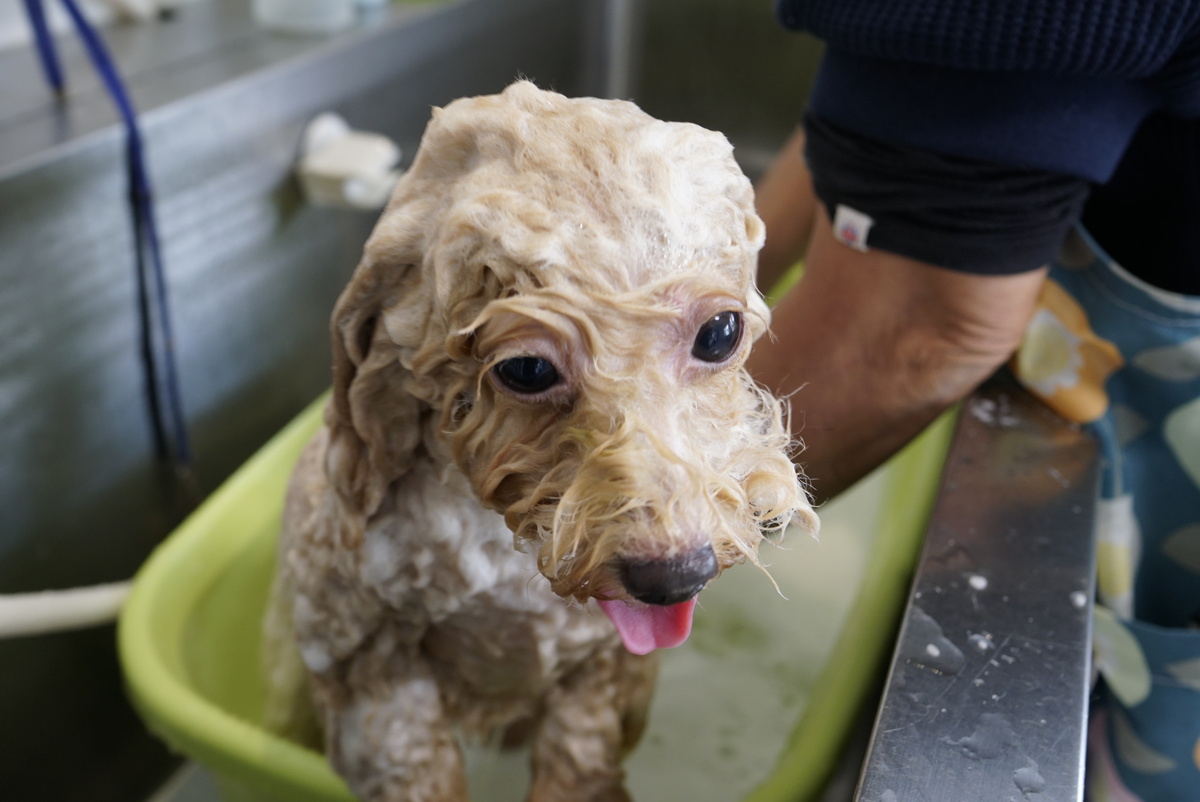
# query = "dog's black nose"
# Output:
<box><xmin>618</xmin><ymin>545</ymin><xmax>719</xmax><ymax>606</ymax></box>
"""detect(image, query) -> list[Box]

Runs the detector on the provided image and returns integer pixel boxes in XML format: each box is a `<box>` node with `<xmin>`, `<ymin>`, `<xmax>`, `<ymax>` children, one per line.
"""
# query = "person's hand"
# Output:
<box><xmin>749</xmin><ymin>206</ymin><xmax>1047</xmax><ymax>503</ymax></box>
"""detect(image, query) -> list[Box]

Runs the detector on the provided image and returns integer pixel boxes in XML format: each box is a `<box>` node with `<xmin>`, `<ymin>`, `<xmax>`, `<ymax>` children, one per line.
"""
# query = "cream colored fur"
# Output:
<box><xmin>265</xmin><ymin>81</ymin><xmax>816</xmax><ymax>802</ymax></box>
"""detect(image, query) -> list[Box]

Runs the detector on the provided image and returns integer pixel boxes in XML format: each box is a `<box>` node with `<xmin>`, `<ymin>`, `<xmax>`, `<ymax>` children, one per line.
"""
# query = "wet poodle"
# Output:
<box><xmin>264</xmin><ymin>81</ymin><xmax>816</xmax><ymax>802</ymax></box>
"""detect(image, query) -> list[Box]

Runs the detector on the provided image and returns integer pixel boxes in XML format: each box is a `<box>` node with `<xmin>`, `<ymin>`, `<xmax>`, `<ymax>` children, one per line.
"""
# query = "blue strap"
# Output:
<box><xmin>24</xmin><ymin>0</ymin><xmax>196</xmax><ymax>489</ymax></box>
<box><xmin>21</xmin><ymin>0</ymin><xmax>64</xmax><ymax>94</ymax></box>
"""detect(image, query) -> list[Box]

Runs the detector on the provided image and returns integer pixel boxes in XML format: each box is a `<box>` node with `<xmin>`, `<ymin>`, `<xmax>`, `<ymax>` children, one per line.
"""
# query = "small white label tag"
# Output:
<box><xmin>832</xmin><ymin>204</ymin><xmax>874</xmax><ymax>252</ymax></box>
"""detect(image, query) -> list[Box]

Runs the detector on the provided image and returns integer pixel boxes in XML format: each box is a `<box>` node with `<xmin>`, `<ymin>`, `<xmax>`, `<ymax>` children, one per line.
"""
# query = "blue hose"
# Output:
<box><xmin>25</xmin><ymin>0</ymin><xmax>196</xmax><ymax>488</ymax></box>
<box><xmin>21</xmin><ymin>0</ymin><xmax>64</xmax><ymax>94</ymax></box>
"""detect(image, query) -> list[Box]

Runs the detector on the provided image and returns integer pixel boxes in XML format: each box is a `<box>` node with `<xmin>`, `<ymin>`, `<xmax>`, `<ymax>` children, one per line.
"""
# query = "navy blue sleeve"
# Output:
<box><xmin>804</xmin><ymin>112</ymin><xmax>1092</xmax><ymax>274</ymax></box>
<box><xmin>777</xmin><ymin>0</ymin><xmax>1200</xmax><ymax>284</ymax></box>
<box><xmin>809</xmin><ymin>48</ymin><xmax>1155</xmax><ymax>184</ymax></box>
<box><xmin>776</xmin><ymin>0</ymin><xmax>1200</xmax><ymax>78</ymax></box>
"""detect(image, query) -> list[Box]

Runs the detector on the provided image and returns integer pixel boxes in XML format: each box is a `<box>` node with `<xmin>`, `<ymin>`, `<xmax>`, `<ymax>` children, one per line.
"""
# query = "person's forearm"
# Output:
<box><xmin>748</xmin><ymin>210</ymin><xmax>1046</xmax><ymax>504</ymax></box>
<box><xmin>754</xmin><ymin>127</ymin><xmax>818</xmax><ymax>294</ymax></box>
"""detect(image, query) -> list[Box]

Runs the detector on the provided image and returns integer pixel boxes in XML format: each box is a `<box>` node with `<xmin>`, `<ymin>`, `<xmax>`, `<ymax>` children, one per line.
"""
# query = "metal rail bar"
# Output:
<box><xmin>855</xmin><ymin>376</ymin><xmax>1100</xmax><ymax>802</ymax></box>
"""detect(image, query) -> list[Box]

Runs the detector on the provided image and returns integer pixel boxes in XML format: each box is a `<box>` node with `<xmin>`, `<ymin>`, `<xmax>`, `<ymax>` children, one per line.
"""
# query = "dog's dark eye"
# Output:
<box><xmin>692</xmin><ymin>311</ymin><xmax>742</xmax><ymax>363</ymax></box>
<box><xmin>493</xmin><ymin>356</ymin><xmax>560</xmax><ymax>394</ymax></box>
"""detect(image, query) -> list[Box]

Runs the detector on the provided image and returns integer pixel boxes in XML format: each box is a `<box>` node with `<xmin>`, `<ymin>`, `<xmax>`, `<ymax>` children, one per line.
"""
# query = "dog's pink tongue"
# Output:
<box><xmin>597</xmin><ymin>598</ymin><xmax>697</xmax><ymax>655</ymax></box>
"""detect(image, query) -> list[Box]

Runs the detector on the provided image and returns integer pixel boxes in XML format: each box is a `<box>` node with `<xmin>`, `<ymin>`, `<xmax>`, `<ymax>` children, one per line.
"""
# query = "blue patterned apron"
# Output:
<box><xmin>1010</xmin><ymin>228</ymin><xmax>1200</xmax><ymax>801</ymax></box>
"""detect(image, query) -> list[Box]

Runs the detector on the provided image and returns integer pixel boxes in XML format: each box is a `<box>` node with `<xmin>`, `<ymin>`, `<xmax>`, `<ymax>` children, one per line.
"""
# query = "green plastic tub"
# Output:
<box><xmin>118</xmin><ymin>393</ymin><xmax>954</xmax><ymax>802</ymax></box>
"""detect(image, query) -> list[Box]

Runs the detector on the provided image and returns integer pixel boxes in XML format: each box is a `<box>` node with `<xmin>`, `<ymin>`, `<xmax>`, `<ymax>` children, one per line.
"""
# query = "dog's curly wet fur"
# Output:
<box><xmin>264</xmin><ymin>81</ymin><xmax>817</xmax><ymax>802</ymax></box>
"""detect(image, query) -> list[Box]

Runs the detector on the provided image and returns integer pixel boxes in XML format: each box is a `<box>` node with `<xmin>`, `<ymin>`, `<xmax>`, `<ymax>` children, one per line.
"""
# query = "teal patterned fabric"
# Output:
<box><xmin>1012</xmin><ymin>229</ymin><xmax>1200</xmax><ymax>800</ymax></box>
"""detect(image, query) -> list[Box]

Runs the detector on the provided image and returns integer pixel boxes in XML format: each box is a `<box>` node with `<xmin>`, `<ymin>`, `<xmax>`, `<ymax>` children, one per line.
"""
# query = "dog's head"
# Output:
<box><xmin>325</xmin><ymin>82</ymin><xmax>816</xmax><ymax>654</ymax></box>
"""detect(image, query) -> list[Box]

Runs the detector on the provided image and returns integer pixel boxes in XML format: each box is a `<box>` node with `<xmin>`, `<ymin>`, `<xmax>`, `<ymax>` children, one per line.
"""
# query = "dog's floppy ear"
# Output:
<box><xmin>323</xmin><ymin>258</ymin><xmax>423</xmax><ymax>530</ymax></box>
<box><xmin>319</xmin><ymin>84</ymin><xmax>546</xmax><ymax>539</ymax></box>
<box><xmin>318</xmin><ymin>101</ymin><xmax>484</xmax><ymax>544</ymax></box>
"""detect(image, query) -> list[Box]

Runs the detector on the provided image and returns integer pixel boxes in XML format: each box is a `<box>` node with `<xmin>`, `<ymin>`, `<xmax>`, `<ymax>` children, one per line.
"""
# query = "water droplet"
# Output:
<box><xmin>900</xmin><ymin>607</ymin><xmax>966</xmax><ymax>675</ymax></box>
<box><xmin>968</xmin><ymin>396</ymin><xmax>1019</xmax><ymax>428</ymax></box>
<box><xmin>1013</xmin><ymin>761</ymin><xmax>1046</xmax><ymax>796</ymax></box>
<box><xmin>968</xmin><ymin>632</ymin><xmax>994</xmax><ymax>652</ymax></box>
<box><xmin>968</xmin><ymin>574</ymin><xmax>988</xmax><ymax>591</ymax></box>
<box><xmin>1070</xmin><ymin>591</ymin><xmax>1088</xmax><ymax>609</ymax></box>
<box><xmin>944</xmin><ymin>712</ymin><xmax>1017</xmax><ymax>760</ymax></box>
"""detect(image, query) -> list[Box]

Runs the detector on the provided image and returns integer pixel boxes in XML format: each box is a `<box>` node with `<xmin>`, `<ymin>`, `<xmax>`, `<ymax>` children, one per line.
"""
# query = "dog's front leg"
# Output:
<box><xmin>528</xmin><ymin>649</ymin><xmax>647</xmax><ymax>802</ymax></box>
<box><xmin>313</xmin><ymin>642</ymin><xmax>468</xmax><ymax>802</ymax></box>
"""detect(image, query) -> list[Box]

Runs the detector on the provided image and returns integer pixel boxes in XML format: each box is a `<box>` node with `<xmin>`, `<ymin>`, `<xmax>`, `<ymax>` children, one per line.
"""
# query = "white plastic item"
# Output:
<box><xmin>253</xmin><ymin>0</ymin><xmax>356</xmax><ymax>35</ymax></box>
<box><xmin>0</xmin><ymin>581</ymin><xmax>130</xmax><ymax>639</ymax></box>
<box><xmin>297</xmin><ymin>112</ymin><xmax>402</xmax><ymax>210</ymax></box>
